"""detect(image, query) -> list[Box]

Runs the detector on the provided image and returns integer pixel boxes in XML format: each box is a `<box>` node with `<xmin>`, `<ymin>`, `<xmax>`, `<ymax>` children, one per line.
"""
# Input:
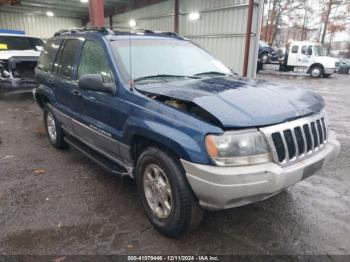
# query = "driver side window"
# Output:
<box><xmin>78</xmin><ymin>41</ymin><xmax>113</xmax><ymax>83</ymax></box>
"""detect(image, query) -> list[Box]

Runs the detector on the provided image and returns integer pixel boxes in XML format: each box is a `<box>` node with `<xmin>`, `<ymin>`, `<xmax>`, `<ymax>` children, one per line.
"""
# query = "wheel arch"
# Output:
<box><xmin>130</xmin><ymin>133</ymin><xmax>192</xmax><ymax>165</ymax></box>
<box><xmin>34</xmin><ymin>91</ymin><xmax>52</xmax><ymax>109</ymax></box>
<box><xmin>307</xmin><ymin>63</ymin><xmax>324</xmax><ymax>73</ymax></box>
<box><xmin>125</xmin><ymin>122</ymin><xmax>206</xmax><ymax>166</ymax></box>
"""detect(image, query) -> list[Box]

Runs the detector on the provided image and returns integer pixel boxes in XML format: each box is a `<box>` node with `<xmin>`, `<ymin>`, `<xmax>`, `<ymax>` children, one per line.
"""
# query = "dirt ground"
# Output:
<box><xmin>0</xmin><ymin>73</ymin><xmax>349</xmax><ymax>256</ymax></box>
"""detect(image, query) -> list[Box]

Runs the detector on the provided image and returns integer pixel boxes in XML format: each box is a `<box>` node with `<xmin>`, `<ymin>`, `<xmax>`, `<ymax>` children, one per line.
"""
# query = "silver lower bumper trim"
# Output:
<box><xmin>181</xmin><ymin>131</ymin><xmax>340</xmax><ymax>210</ymax></box>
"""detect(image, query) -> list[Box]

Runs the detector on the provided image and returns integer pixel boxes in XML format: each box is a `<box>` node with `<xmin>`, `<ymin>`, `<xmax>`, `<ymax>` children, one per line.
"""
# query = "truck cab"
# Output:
<box><xmin>283</xmin><ymin>41</ymin><xmax>339</xmax><ymax>78</ymax></box>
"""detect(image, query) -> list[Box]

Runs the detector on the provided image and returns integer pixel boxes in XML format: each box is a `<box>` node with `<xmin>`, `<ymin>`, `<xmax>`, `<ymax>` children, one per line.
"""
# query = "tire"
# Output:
<box><xmin>136</xmin><ymin>146</ymin><xmax>204</xmax><ymax>237</ymax></box>
<box><xmin>261</xmin><ymin>53</ymin><xmax>269</xmax><ymax>64</ymax></box>
<box><xmin>43</xmin><ymin>104</ymin><xmax>68</xmax><ymax>149</ymax></box>
<box><xmin>310</xmin><ymin>66</ymin><xmax>323</xmax><ymax>78</ymax></box>
<box><xmin>257</xmin><ymin>61</ymin><xmax>263</xmax><ymax>72</ymax></box>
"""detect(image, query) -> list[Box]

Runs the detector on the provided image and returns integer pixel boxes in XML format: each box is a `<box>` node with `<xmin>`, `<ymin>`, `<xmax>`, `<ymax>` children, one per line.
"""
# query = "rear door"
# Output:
<box><xmin>287</xmin><ymin>44</ymin><xmax>299</xmax><ymax>66</ymax></box>
<box><xmin>52</xmin><ymin>38</ymin><xmax>83</xmax><ymax>130</ymax></box>
<box><xmin>36</xmin><ymin>38</ymin><xmax>62</xmax><ymax>91</ymax></box>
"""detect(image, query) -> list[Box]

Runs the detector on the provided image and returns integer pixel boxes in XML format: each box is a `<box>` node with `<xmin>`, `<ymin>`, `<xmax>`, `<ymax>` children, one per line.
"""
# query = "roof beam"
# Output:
<box><xmin>0</xmin><ymin>5</ymin><xmax>85</xmax><ymax>18</ymax></box>
<box><xmin>20</xmin><ymin>0</ymin><xmax>88</xmax><ymax>12</ymax></box>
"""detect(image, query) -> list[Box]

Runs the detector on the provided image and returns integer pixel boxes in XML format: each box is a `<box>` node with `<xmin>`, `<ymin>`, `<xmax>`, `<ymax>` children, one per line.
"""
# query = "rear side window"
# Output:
<box><xmin>37</xmin><ymin>39</ymin><xmax>61</xmax><ymax>72</ymax></box>
<box><xmin>291</xmin><ymin>46</ymin><xmax>299</xmax><ymax>53</ymax></box>
<box><xmin>77</xmin><ymin>41</ymin><xmax>113</xmax><ymax>83</ymax></box>
<box><xmin>56</xmin><ymin>39</ymin><xmax>80</xmax><ymax>78</ymax></box>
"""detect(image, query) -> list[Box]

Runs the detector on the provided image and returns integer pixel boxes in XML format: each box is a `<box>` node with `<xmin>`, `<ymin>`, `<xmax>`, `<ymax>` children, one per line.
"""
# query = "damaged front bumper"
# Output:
<box><xmin>0</xmin><ymin>77</ymin><xmax>37</xmax><ymax>95</ymax></box>
<box><xmin>181</xmin><ymin>131</ymin><xmax>340</xmax><ymax>210</ymax></box>
<box><xmin>0</xmin><ymin>56</ymin><xmax>38</xmax><ymax>96</ymax></box>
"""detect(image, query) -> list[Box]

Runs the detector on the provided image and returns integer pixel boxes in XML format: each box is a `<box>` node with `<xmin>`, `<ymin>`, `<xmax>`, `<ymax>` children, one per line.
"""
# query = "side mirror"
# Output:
<box><xmin>78</xmin><ymin>74</ymin><xmax>114</xmax><ymax>93</ymax></box>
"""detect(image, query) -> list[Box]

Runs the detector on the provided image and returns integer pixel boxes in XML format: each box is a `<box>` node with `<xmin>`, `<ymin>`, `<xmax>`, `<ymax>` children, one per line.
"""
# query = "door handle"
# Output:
<box><xmin>71</xmin><ymin>90</ymin><xmax>82</xmax><ymax>97</ymax></box>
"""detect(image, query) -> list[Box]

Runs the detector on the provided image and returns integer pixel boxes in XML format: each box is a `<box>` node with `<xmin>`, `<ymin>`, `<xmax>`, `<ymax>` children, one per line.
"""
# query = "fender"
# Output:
<box><xmin>123</xmin><ymin>118</ymin><xmax>211</xmax><ymax>165</ymax></box>
<box><xmin>307</xmin><ymin>63</ymin><xmax>324</xmax><ymax>73</ymax></box>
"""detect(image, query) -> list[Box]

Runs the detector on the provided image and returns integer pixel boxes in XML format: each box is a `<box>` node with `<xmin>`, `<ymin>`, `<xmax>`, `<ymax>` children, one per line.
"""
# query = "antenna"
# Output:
<box><xmin>128</xmin><ymin>33</ymin><xmax>134</xmax><ymax>91</ymax></box>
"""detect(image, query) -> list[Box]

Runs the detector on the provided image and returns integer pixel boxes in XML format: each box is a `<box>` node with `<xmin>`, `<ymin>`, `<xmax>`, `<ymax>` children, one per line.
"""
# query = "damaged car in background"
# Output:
<box><xmin>0</xmin><ymin>33</ymin><xmax>44</xmax><ymax>98</ymax></box>
<box><xmin>34</xmin><ymin>28</ymin><xmax>340</xmax><ymax>238</ymax></box>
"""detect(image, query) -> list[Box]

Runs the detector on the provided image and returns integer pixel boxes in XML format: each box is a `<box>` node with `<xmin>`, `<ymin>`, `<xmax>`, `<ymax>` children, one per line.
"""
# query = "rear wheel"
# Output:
<box><xmin>43</xmin><ymin>104</ymin><xmax>68</xmax><ymax>149</ymax></box>
<box><xmin>310</xmin><ymin>66</ymin><xmax>323</xmax><ymax>78</ymax></box>
<box><xmin>136</xmin><ymin>146</ymin><xmax>204</xmax><ymax>237</ymax></box>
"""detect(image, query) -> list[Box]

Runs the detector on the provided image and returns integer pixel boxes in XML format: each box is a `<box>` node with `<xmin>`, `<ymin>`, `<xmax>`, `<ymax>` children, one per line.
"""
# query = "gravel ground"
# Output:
<box><xmin>0</xmin><ymin>74</ymin><xmax>349</xmax><ymax>255</ymax></box>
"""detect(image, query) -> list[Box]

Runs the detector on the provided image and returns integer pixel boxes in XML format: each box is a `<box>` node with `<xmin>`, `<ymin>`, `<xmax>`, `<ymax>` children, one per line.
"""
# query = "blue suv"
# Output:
<box><xmin>34</xmin><ymin>27</ymin><xmax>340</xmax><ymax>237</ymax></box>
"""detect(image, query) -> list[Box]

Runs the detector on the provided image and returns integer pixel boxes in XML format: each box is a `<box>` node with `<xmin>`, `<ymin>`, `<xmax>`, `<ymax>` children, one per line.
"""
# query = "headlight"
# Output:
<box><xmin>205</xmin><ymin>130</ymin><xmax>272</xmax><ymax>166</ymax></box>
<box><xmin>0</xmin><ymin>62</ymin><xmax>10</xmax><ymax>78</ymax></box>
<box><xmin>0</xmin><ymin>68</ymin><xmax>10</xmax><ymax>78</ymax></box>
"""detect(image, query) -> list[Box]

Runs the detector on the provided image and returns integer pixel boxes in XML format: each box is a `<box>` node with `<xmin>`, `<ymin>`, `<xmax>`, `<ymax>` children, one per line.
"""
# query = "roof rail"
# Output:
<box><xmin>53</xmin><ymin>26</ymin><xmax>186</xmax><ymax>40</ymax></box>
<box><xmin>54</xmin><ymin>26</ymin><xmax>113</xmax><ymax>36</ymax></box>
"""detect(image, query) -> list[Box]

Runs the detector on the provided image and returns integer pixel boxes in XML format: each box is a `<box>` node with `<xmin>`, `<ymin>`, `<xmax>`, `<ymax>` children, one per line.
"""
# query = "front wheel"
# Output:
<box><xmin>310</xmin><ymin>66</ymin><xmax>323</xmax><ymax>78</ymax></box>
<box><xmin>261</xmin><ymin>53</ymin><xmax>269</xmax><ymax>64</ymax></box>
<box><xmin>136</xmin><ymin>146</ymin><xmax>204</xmax><ymax>237</ymax></box>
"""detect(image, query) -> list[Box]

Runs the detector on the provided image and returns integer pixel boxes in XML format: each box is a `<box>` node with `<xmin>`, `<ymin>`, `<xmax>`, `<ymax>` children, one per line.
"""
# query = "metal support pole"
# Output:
<box><xmin>243</xmin><ymin>0</ymin><xmax>254</xmax><ymax>77</ymax></box>
<box><xmin>109</xmin><ymin>15</ymin><xmax>113</xmax><ymax>29</ymax></box>
<box><xmin>89</xmin><ymin>0</ymin><xmax>105</xmax><ymax>27</ymax></box>
<box><xmin>174</xmin><ymin>0</ymin><xmax>179</xmax><ymax>33</ymax></box>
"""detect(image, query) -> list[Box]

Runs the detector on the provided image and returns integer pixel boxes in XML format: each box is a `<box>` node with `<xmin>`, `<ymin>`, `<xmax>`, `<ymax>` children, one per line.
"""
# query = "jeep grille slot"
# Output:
<box><xmin>271</xmin><ymin>133</ymin><xmax>285</xmax><ymax>162</ymax></box>
<box><xmin>261</xmin><ymin>112</ymin><xmax>328</xmax><ymax>166</ymax></box>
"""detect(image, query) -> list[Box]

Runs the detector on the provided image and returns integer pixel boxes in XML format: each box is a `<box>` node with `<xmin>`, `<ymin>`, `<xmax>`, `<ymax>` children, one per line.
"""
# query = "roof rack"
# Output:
<box><xmin>53</xmin><ymin>26</ymin><xmax>186</xmax><ymax>40</ymax></box>
<box><xmin>54</xmin><ymin>26</ymin><xmax>111</xmax><ymax>36</ymax></box>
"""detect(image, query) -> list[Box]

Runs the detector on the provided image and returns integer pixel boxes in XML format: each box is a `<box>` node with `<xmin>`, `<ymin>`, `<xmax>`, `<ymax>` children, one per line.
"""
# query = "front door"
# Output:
<box><xmin>296</xmin><ymin>45</ymin><xmax>312</xmax><ymax>67</ymax></box>
<box><xmin>74</xmin><ymin>40</ymin><xmax>129</xmax><ymax>164</ymax></box>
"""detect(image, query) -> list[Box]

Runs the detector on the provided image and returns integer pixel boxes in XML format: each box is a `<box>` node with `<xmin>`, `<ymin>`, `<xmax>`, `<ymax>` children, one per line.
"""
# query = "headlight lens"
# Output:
<box><xmin>205</xmin><ymin>130</ymin><xmax>272</xmax><ymax>166</ymax></box>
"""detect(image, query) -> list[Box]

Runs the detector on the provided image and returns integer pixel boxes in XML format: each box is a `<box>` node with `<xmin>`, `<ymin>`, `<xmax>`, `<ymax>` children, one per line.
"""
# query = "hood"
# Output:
<box><xmin>0</xmin><ymin>50</ymin><xmax>41</xmax><ymax>60</ymax></box>
<box><xmin>313</xmin><ymin>56</ymin><xmax>338</xmax><ymax>68</ymax></box>
<box><xmin>136</xmin><ymin>76</ymin><xmax>325</xmax><ymax>128</ymax></box>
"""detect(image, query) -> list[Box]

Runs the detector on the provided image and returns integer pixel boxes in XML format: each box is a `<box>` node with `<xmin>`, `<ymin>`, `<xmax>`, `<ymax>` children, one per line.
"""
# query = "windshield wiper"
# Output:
<box><xmin>133</xmin><ymin>74</ymin><xmax>199</xmax><ymax>83</ymax></box>
<box><xmin>193</xmin><ymin>71</ymin><xmax>229</xmax><ymax>77</ymax></box>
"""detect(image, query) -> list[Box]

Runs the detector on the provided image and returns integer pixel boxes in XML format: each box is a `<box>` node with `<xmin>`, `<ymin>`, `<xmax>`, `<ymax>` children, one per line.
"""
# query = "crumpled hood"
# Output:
<box><xmin>0</xmin><ymin>50</ymin><xmax>40</xmax><ymax>60</ymax></box>
<box><xmin>136</xmin><ymin>76</ymin><xmax>325</xmax><ymax>128</ymax></box>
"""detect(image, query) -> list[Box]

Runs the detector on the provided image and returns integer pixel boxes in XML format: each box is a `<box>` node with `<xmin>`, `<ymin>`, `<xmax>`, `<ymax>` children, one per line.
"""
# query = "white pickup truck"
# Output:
<box><xmin>279</xmin><ymin>41</ymin><xmax>339</xmax><ymax>78</ymax></box>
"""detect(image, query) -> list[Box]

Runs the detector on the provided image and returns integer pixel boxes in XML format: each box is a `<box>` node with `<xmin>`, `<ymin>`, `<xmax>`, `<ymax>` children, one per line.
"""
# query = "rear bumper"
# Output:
<box><xmin>181</xmin><ymin>131</ymin><xmax>340</xmax><ymax>210</ymax></box>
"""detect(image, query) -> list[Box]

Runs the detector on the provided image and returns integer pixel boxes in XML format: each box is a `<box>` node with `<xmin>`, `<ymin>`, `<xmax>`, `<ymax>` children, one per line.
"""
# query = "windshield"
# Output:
<box><xmin>110</xmin><ymin>38</ymin><xmax>231</xmax><ymax>82</ymax></box>
<box><xmin>313</xmin><ymin>45</ymin><xmax>326</xmax><ymax>56</ymax></box>
<box><xmin>0</xmin><ymin>36</ymin><xmax>44</xmax><ymax>51</ymax></box>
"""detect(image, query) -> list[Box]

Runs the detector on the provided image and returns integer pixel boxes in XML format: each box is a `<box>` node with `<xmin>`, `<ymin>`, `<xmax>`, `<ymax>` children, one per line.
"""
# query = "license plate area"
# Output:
<box><xmin>302</xmin><ymin>159</ymin><xmax>324</xmax><ymax>180</ymax></box>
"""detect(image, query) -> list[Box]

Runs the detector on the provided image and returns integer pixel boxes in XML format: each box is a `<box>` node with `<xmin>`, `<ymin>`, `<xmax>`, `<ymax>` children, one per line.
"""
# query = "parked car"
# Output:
<box><xmin>280</xmin><ymin>41</ymin><xmax>339</xmax><ymax>78</ymax></box>
<box><xmin>0</xmin><ymin>33</ymin><xmax>44</xmax><ymax>97</ymax></box>
<box><xmin>34</xmin><ymin>28</ymin><xmax>340</xmax><ymax>237</ymax></box>
<box><xmin>337</xmin><ymin>58</ymin><xmax>350</xmax><ymax>74</ymax></box>
<box><xmin>258</xmin><ymin>40</ymin><xmax>278</xmax><ymax>63</ymax></box>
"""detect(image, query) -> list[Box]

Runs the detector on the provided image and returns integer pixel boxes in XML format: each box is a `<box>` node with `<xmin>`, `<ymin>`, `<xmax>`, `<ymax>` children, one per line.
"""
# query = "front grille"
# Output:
<box><xmin>260</xmin><ymin>112</ymin><xmax>328</xmax><ymax>165</ymax></box>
